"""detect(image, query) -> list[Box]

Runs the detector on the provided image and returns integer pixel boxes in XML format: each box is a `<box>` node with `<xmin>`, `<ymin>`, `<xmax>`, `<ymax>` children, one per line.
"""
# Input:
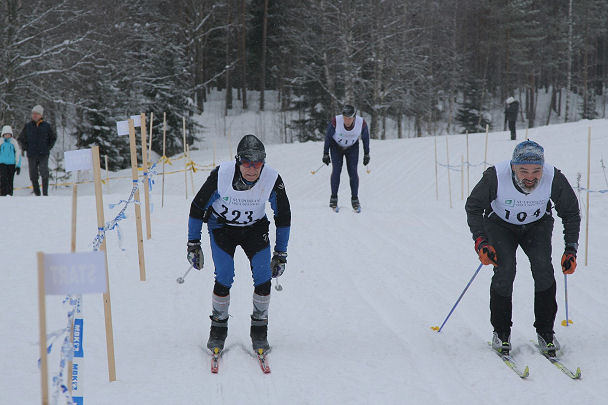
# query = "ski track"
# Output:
<box><xmin>3</xmin><ymin>120</ymin><xmax>608</xmax><ymax>404</ymax></box>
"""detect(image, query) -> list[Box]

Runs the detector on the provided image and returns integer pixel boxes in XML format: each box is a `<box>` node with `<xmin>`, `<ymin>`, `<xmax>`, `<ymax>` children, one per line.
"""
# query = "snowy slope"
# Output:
<box><xmin>2</xmin><ymin>119</ymin><xmax>608</xmax><ymax>404</ymax></box>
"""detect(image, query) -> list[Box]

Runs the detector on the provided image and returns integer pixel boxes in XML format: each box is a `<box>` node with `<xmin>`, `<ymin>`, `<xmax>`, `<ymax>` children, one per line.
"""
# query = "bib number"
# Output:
<box><xmin>504</xmin><ymin>208</ymin><xmax>542</xmax><ymax>222</ymax></box>
<box><xmin>219</xmin><ymin>204</ymin><xmax>254</xmax><ymax>225</ymax></box>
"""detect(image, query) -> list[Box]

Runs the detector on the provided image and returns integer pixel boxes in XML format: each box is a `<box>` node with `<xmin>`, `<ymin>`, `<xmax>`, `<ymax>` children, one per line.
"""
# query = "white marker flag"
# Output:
<box><xmin>44</xmin><ymin>252</ymin><xmax>107</xmax><ymax>295</ymax></box>
<box><xmin>64</xmin><ymin>149</ymin><xmax>93</xmax><ymax>172</ymax></box>
<box><xmin>116</xmin><ymin>120</ymin><xmax>129</xmax><ymax>136</ymax></box>
<box><xmin>130</xmin><ymin>115</ymin><xmax>141</xmax><ymax>128</ymax></box>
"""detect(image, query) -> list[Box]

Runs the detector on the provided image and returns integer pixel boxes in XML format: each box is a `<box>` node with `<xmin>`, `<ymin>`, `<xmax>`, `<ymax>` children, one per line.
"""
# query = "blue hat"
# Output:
<box><xmin>511</xmin><ymin>140</ymin><xmax>544</xmax><ymax>165</ymax></box>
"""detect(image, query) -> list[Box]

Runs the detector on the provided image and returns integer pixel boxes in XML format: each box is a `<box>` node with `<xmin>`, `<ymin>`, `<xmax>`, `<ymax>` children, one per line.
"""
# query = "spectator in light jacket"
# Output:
<box><xmin>0</xmin><ymin>125</ymin><xmax>22</xmax><ymax>196</ymax></box>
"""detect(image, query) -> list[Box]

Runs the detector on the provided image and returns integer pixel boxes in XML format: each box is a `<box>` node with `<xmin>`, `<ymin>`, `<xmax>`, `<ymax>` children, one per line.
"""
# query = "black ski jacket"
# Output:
<box><xmin>465</xmin><ymin>166</ymin><xmax>580</xmax><ymax>247</ymax></box>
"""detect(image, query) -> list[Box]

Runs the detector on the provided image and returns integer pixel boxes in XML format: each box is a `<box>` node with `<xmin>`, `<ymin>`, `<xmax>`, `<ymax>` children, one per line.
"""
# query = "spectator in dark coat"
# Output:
<box><xmin>18</xmin><ymin>105</ymin><xmax>56</xmax><ymax>196</ymax></box>
<box><xmin>504</xmin><ymin>97</ymin><xmax>520</xmax><ymax>141</ymax></box>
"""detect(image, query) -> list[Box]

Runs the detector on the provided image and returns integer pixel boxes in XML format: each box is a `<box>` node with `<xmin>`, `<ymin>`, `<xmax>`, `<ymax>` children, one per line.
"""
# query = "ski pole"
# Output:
<box><xmin>311</xmin><ymin>164</ymin><xmax>325</xmax><ymax>175</ymax></box>
<box><xmin>431</xmin><ymin>263</ymin><xmax>483</xmax><ymax>332</ymax></box>
<box><xmin>176</xmin><ymin>265</ymin><xmax>193</xmax><ymax>284</ymax></box>
<box><xmin>561</xmin><ymin>273</ymin><xmax>573</xmax><ymax>326</ymax></box>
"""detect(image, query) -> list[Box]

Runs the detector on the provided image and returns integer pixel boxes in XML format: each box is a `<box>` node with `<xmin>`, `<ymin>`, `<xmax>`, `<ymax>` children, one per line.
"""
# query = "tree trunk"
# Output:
<box><xmin>259</xmin><ymin>0</ymin><xmax>269</xmax><ymax>111</ymax></box>
<box><xmin>240</xmin><ymin>0</ymin><xmax>247</xmax><ymax>110</ymax></box>
<box><xmin>397</xmin><ymin>114</ymin><xmax>403</xmax><ymax>139</ymax></box>
<box><xmin>225</xmin><ymin>0</ymin><xmax>233</xmax><ymax>116</ymax></box>
<box><xmin>565</xmin><ymin>0</ymin><xmax>573</xmax><ymax>122</ymax></box>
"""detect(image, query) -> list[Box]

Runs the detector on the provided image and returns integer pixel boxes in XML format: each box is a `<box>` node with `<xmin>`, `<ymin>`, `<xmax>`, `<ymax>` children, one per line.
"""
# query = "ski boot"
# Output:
<box><xmin>351</xmin><ymin>197</ymin><xmax>361</xmax><ymax>213</ymax></box>
<box><xmin>537</xmin><ymin>332</ymin><xmax>560</xmax><ymax>357</ymax></box>
<box><xmin>492</xmin><ymin>331</ymin><xmax>511</xmax><ymax>355</ymax></box>
<box><xmin>206</xmin><ymin>316</ymin><xmax>228</xmax><ymax>352</ymax></box>
<box><xmin>250</xmin><ymin>317</ymin><xmax>270</xmax><ymax>354</ymax></box>
<box><xmin>329</xmin><ymin>196</ymin><xmax>338</xmax><ymax>210</ymax></box>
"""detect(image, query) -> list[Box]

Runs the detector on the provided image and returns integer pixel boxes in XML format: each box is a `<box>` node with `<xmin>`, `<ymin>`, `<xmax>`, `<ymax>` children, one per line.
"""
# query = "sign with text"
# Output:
<box><xmin>44</xmin><ymin>252</ymin><xmax>107</xmax><ymax>295</ymax></box>
<box><xmin>64</xmin><ymin>149</ymin><xmax>92</xmax><ymax>172</ymax></box>
<box><xmin>116</xmin><ymin>120</ymin><xmax>129</xmax><ymax>136</ymax></box>
<box><xmin>129</xmin><ymin>115</ymin><xmax>141</xmax><ymax>128</ymax></box>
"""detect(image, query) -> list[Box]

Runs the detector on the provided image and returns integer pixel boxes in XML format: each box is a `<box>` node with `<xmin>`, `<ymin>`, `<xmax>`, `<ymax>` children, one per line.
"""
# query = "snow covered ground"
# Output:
<box><xmin>2</xmin><ymin>118</ymin><xmax>608</xmax><ymax>404</ymax></box>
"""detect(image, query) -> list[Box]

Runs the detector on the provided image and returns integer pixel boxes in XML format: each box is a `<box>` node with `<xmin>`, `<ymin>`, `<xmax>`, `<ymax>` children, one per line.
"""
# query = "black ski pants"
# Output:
<box><xmin>0</xmin><ymin>164</ymin><xmax>16</xmax><ymax>196</ymax></box>
<box><xmin>508</xmin><ymin>120</ymin><xmax>516</xmax><ymax>140</ymax></box>
<box><xmin>28</xmin><ymin>154</ymin><xmax>49</xmax><ymax>195</ymax></box>
<box><xmin>484</xmin><ymin>214</ymin><xmax>558</xmax><ymax>334</ymax></box>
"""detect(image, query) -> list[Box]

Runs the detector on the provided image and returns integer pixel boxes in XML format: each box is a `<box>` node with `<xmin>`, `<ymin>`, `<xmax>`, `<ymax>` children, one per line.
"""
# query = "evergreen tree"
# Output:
<box><xmin>456</xmin><ymin>79</ymin><xmax>491</xmax><ymax>133</ymax></box>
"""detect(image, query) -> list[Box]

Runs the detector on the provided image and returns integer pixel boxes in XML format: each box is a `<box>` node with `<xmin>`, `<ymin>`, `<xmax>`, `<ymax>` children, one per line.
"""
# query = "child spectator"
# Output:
<box><xmin>0</xmin><ymin>126</ymin><xmax>22</xmax><ymax>196</ymax></box>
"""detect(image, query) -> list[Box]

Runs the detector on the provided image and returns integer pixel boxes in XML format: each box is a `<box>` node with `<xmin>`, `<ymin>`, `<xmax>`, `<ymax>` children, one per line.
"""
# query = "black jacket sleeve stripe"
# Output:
<box><xmin>189</xmin><ymin>167</ymin><xmax>219</xmax><ymax>219</ymax></box>
<box><xmin>272</xmin><ymin>175</ymin><xmax>291</xmax><ymax>227</ymax></box>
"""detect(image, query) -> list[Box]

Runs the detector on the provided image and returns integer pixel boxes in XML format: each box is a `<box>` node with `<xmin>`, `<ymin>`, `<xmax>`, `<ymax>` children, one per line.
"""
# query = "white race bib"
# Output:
<box><xmin>332</xmin><ymin>115</ymin><xmax>363</xmax><ymax>147</ymax></box>
<box><xmin>490</xmin><ymin>160</ymin><xmax>554</xmax><ymax>225</ymax></box>
<box><xmin>212</xmin><ymin>162</ymin><xmax>278</xmax><ymax>226</ymax></box>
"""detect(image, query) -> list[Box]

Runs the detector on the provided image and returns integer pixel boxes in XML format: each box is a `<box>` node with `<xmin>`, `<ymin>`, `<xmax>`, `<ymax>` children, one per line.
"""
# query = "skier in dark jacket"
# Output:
<box><xmin>465</xmin><ymin>140</ymin><xmax>580</xmax><ymax>356</ymax></box>
<box><xmin>18</xmin><ymin>105</ymin><xmax>56</xmax><ymax>196</ymax></box>
<box><xmin>187</xmin><ymin>134</ymin><xmax>291</xmax><ymax>357</ymax></box>
<box><xmin>322</xmin><ymin>104</ymin><xmax>370</xmax><ymax>212</ymax></box>
<box><xmin>504</xmin><ymin>97</ymin><xmax>520</xmax><ymax>141</ymax></box>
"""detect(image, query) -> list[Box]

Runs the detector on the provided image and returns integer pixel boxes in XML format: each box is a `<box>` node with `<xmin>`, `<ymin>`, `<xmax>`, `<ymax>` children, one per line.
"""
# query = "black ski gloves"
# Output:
<box><xmin>270</xmin><ymin>251</ymin><xmax>287</xmax><ymax>278</ymax></box>
<box><xmin>322</xmin><ymin>154</ymin><xmax>330</xmax><ymax>165</ymax></box>
<box><xmin>187</xmin><ymin>240</ymin><xmax>204</xmax><ymax>270</ymax></box>
<box><xmin>15</xmin><ymin>167</ymin><xmax>20</xmax><ymax>175</ymax></box>
<box><xmin>363</xmin><ymin>154</ymin><xmax>370</xmax><ymax>166</ymax></box>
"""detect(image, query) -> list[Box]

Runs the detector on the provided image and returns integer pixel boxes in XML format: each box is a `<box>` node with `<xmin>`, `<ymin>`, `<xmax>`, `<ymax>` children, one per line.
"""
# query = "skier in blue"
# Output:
<box><xmin>322</xmin><ymin>104</ymin><xmax>370</xmax><ymax>212</ymax></box>
<box><xmin>186</xmin><ymin>135</ymin><xmax>291</xmax><ymax>355</ymax></box>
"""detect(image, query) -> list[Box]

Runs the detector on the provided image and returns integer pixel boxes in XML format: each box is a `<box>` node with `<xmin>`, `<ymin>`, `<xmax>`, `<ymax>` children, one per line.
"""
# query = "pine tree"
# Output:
<box><xmin>456</xmin><ymin>79</ymin><xmax>491</xmax><ymax>133</ymax></box>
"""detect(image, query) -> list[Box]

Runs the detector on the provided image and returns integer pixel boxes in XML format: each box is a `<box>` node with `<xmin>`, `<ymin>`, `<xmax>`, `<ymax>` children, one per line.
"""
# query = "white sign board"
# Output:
<box><xmin>64</xmin><ymin>149</ymin><xmax>92</xmax><ymax>172</ymax></box>
<box><xmin>44</xmin><ymin>252</ymin><xmax>107</xmax><ymax>295</ymax></box>
<box><xmin>130</xmin><ymin>115</ymin><xmax>142</xmax><ymax>128</ymax></box>
<box><xmin>116</xmin><ymin>120</ymin><xmax>129</xmax><ymax>136</ymax></box>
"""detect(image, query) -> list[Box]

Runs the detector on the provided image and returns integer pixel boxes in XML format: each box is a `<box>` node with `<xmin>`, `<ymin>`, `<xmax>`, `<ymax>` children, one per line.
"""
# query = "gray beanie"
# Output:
<box><xmin>32</xmin><ymin>105</ymin><xmax>44</xmax><ymax>115</ymax></box>
<box><xmin>511</xmin><ymin>140</ymin><xmax>544</xmax><ymax>166</ymax></box>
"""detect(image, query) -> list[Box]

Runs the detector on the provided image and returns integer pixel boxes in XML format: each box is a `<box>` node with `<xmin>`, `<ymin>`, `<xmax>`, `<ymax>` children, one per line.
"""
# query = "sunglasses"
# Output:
<box><xmin>240</xmin><ymin>159</ymin><xmax>264</xmax><ymax>169</ymax></box>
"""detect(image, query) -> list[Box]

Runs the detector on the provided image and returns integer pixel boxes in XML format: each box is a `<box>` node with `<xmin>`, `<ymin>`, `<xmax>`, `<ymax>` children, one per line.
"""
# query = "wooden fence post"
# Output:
<box><xmin>91</xmin><ymin>145</ymin><xmax>117</xmax><ymax>380</ymax></box>
<box><xmin>127</xmin><ymin>120</ymin><xmax>147</xmax><ymax>281</ymax></box>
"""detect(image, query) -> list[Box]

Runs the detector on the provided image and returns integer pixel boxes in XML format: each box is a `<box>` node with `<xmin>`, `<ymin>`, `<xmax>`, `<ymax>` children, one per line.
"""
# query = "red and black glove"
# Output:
<box><xmin>475</xmin><ymin>237</ymin><xmax>498</xmax><ymax>266</ymax></box>
<box><xmin>561</xmin><ymin>249</ymin><xmax>577</xmax><ymax>274</ymax></box>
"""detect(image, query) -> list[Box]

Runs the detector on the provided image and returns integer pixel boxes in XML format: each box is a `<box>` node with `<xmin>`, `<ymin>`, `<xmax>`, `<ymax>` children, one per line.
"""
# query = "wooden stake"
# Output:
<box><xmin>71</xmin><ymin>183</ymin><xmax>77</xmax><ymax>253</ymax></box>
<box><xmin>461</xmin><ymin>155</ymin><xmax>464</xmax><ymax>201</ymax></box>
<box><xmin>183</xmin><ymin>116</ymin><xmax>188</xmax><ymax>199</ymax></box>
<box><xmin>484</xmin><ymin>124</ymin><xmax>489</xmax><ymax>171</ymax></box>
<box><xmin>148</xmin><ymin>112</ymin><xmax>154</xmax><ymax>163</ymax></box>
<box><xmin>434</xmin><ymin>134</ymin><xmax>439</xmax><ymax>200</ymax></box>
<box><xmin>187</xmin><ymin>144</ymin><xmax>195</xmax><ymax>192</ymax></box>
<box><xmin>127</xmin><ymin>120</ymin><xmax>147</xmax><ymax>281</ymax></box>
<box><xmin>162</xmin><ymin>112</ymin><xmax>166</xmax><ymax>208</ymax></box>
<box><xmin>446</xmin><ymin>135</ymin><xmax>453</xmax><ymax>208</ymax></box>
<box><xmin>140</xmin><ymin>113</ymin><xmax>152</xmax><ymax>240</ymax></box>
<box><xmin>37</xmin><ymin>252</ymin><xmax>49</xmax><ymax>405</ymax></box>
<box><xmin>466</xmin><ymin>131</ymin><xmax>470</xmax><ymax>195</ymax></box>
<box><xmin>91</xmin><ymin>145</ymin><xmax>117</xmax><ymax>381</ymax></box>
<box><xmin>68</xmin><ymin>181</ymin><xmax>77</xmax><ymax>395</ymax></box>
<box><xmin>105</xmin><ymin>155</ymin><xmax>110</xmax><ymax>194</ymax></box>
<box><xmin>585</xmin><ymin>127</ymin><xmax>591</xmax><ymax>266</ymax></box>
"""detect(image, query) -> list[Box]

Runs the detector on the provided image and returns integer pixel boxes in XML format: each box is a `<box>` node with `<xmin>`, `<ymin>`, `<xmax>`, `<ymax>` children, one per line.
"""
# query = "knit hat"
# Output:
<box><xmin>32</xmin><ymin>105</ymin><xmax>44</xmax><ymax>115</ymax></box>
<box><xmin>1</xmin><ymin>125</ymin><xmax>12</xmax><ymax>136</ymax></box>
<box><xmin>511</xmin><ymin>140</ymin><xmax>544</xmax><ymax>166</ymax></box>
<box><xmin>506</xmin><ymin>97</ymin><xmax>515</xmax><ymax>104</ymax></box>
